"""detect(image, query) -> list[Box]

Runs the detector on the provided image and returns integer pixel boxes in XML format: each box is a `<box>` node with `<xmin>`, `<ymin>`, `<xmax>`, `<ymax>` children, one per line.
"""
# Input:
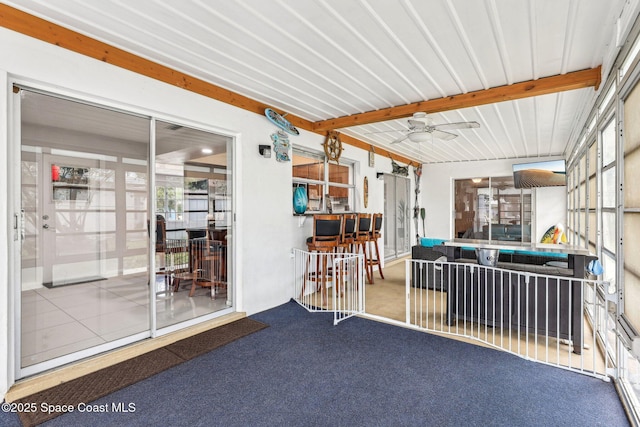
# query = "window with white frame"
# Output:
<box><xmin>623</xmin><ymin>79</ymin><xmax>640</xmax><ymax>334</ymax></box>
<box><xmin>601</xmin><ymin>118</ymin><xmax>617</xmax><ymax>289</ymax></box>
<box><xmin>292</xmin><ymin>147</ymin><xmax>354</xmax><ymax>214</ymax></box>
<box><xmin>453</xmin><ymin>176</ymin><xmax>531</xmax><ymax>242</ymax></box>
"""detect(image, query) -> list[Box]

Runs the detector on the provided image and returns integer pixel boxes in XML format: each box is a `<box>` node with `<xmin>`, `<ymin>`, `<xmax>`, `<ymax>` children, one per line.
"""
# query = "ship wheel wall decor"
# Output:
<box><xmin>324</xmin><ymin>131</ymin><xmax>343</xmax><ymax>163</ymax></box>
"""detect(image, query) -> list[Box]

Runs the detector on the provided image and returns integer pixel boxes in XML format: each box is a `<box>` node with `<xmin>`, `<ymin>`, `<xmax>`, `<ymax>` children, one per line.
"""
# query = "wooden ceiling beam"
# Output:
<box><xmin>0</xmin><ymin>4</ymin><xmax>416</xmax><ymax>165</ymax></box>
<box><xmin>0</xmin><ymin>5</ymin><xmax>312</xmax><ymax>125</ymax></box>
<box><xmin>312</xmin><ymin>66</ymin><xmax>602</xmax><ymax>132</ymax></box>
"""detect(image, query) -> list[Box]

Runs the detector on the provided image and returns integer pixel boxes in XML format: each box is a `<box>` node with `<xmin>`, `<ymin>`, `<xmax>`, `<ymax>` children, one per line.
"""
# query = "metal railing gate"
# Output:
<box><xmin>292</xmin><ymin>248</ymin><xmax>365</xmax><ymax>325</ymax></box>
<box><xmin>406</xmin><ymin>258</ymin><xmax>616</xmax><ymax>380</ymax></box>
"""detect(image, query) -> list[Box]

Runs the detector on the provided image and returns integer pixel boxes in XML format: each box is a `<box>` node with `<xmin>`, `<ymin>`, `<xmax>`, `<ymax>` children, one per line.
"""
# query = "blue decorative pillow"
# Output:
<box><xmin>420</xmin><ymin>238</ymin><xmax>445</xmax><ymax>248</ymax></box>
<box><xmin>514</xmin><ymin>250</ymin><xmax>568</xmax><ymax>259</ymax></box>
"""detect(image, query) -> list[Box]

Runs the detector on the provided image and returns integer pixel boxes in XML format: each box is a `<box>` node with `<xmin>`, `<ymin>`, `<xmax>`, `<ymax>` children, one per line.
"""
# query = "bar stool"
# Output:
<box><xmin>304</xmin><ymin>214</ymin><xmax>342</xmax><ymax>305</ymax></box>
<box><xmin>339</xmin><ymin>213</ymin><xmax>358</xmax><ymax>253</ymax></box>
<box><xmin>334</xmin><ymin>213</ymin><xmax>358</xmax><ymax>293</ymax></box>
<box><xmin>355</xmin><ymin>213</ymin><xmax>373</xmax><ymax>284</ymax></box>
<box><xmin>149</xmin><ymin>214</ymin><xmax>176</xmax><ymax>292</ymax></box>
<box><xmin>366</xmin><ymin>213</ymin><xmax>384</xmax><ymax>283</ymax></box>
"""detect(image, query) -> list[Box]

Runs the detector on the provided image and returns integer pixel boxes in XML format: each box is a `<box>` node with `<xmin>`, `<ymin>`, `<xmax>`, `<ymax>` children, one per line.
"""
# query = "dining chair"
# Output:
<box><xmin>206</xmin><ymin>223</ymin><xmax>228</xmax><ymax>283</ymax></box>
<box><xmin>189</xmin><ymin>239</ymin><xmax>226</xmax><ymax>298</ymax></box>
<box><xmin>150</xmin><ymin>214</ymin><xmax>171</xmax><ymax>289</ymax></box>
<box><xmin>155</xmin><ymin>214</ymin><xmax>167</xmax><ymax>253</ymax></box>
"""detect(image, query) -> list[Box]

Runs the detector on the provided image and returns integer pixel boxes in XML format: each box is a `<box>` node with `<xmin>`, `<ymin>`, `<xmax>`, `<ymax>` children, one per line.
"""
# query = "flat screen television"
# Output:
<box><xmin>513</xmin><ymin>159</ymin><xmax>566</xmax><ymax>188</ymax></box>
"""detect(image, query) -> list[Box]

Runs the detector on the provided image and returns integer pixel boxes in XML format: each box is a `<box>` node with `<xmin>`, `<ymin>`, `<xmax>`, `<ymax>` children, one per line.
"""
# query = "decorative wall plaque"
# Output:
<box><xmin>364</xmin><ymin>176</ymin><xmax>369</xmax><ymax>208</ymax></box>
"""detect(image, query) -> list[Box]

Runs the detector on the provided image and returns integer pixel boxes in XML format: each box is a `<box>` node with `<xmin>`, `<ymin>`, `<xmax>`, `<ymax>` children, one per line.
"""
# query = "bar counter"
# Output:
<box><xmin>443</xmin><ymin>238</ymin><xmax>592</xmax><ymax>256</ymax></box>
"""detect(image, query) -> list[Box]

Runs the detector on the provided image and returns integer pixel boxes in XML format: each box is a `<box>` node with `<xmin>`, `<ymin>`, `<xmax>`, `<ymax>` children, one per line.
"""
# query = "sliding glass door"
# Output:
<box><xmin>154</xmin><ymin>120</ymin><xmax>233</xmax><ymax>329</ymax></box>
<box><xmin>18</xmin><ymin>89</ymin><xmax>151</xmax><ymax>374</ymax></box>
<box><xmin>383</xmin><ymin>174</ymin><xmax>410</xmax><ymax>260</ymax></box>
<box><xmin>16</xmin><ymin>88</ymin><xmax>234</xmax><ymax>377</ymax></box>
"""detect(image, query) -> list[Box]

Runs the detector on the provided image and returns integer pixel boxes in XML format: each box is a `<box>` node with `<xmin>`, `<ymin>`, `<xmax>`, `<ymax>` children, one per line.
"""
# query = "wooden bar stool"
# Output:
<box><xmin>355</xmin><ymin>213</ymin><xmax>373</xmax><ymax>284</ymax></box>
<box><xmin>366</xmin><ymin>213</ymin><xmax>384</xmax><ymax>283</ymax></box>
<box><xmin>339</xmin><ymin>213</ymin><xmax>358</xmax><ymax>253</ymax></box>
<box><xmin>336</xmin><ymin>213</ymin><xmax>358</xmax><ymax>293</ymax></box>
<box><xmin>304</xmin><ymin>214</ymin><xmax>342</xmax><ymax>305</ymax></box>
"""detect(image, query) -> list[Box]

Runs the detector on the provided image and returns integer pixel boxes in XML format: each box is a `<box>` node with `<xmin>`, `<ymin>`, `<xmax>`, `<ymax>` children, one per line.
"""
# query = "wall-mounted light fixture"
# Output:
<box><xmin>259</xmin><ymin>145</ymin><xmax>271</xmax><ymax>158</ymax></box>
<box><xmin>376</xmin><ymin>172</ymin><xmax>384</xmax><ymax>180</ymax></box>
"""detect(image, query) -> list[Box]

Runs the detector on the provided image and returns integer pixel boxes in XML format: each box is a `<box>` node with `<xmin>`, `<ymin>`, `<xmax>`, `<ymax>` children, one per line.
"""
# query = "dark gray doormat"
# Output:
<box><xmin>14</xmin><ymin>318</ymin><xmax>268</xmax><ymax>427</ymax></box>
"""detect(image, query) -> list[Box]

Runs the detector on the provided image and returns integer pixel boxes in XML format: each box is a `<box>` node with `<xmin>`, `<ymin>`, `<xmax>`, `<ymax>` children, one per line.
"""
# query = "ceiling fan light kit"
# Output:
<box><xmin>408</xmin><ymin>132</ymin><xmax>432</xmax><ymax>143</ymax></box>
<box><xmin>370</xmin><ymin>112</ymin><xmax>480</xmax><ymax>145</ymax></box>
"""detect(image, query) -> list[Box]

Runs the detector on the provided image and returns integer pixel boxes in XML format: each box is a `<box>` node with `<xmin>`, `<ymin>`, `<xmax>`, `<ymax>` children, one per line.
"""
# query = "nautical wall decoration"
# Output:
<box><xmin>540</xmin><ymin>223</ymin><xmax>567</xmax><ymax>244</ymax></box>
<box><xmin>265</xmin><ymin>108</ymin><xmax>299</xmax><ymax>135</ymax></box>
<box><xmin>390</xmin><ymin>156</ymin><xmax>409</xmax><ymax>177</ymax></box>
<box><xmin>323</xmin><ymin>131</ymin><xmax>343</xmax><ymax>163</ymax></box>
<box><xmin>271</xmin><ymin>130</ymin><xmax>291</xmax><ymax>162</ymax></box>
<box><xmin>413</xmin><ymin>164</ymin><xmax>422</xmax><ymax>245</ymax></box>
<box><xmin>364</xmin><ymin>176</ymin><xmax>369</xmax><ymax>208</ymax></box>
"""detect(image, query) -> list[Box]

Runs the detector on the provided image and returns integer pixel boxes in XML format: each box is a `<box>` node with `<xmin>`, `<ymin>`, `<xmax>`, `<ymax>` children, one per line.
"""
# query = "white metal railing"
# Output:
<box><xmin>406</xmin><ymin>259</ymin><xmax>614</xmax><ymax>380</ymax></box>
<box><xmin>292</xmin><ymin>248</ymin><xmax>364</xmax><ymax>325</ymax></box>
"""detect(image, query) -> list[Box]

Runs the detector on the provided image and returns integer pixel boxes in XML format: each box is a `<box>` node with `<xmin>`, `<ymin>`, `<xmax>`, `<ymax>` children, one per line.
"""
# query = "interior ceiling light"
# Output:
<box><xmin>472</xmin><ymin>178</ymin><xmax>482</xmax><ymax>183</ymax></box>
<box><xmin>201</xmin><ymin>148</ymin><xmax>213</xmax><ymax>154</ymax></box>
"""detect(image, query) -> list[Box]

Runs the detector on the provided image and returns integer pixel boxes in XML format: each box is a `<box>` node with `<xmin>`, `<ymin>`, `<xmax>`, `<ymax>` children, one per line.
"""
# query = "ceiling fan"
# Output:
<box><xmin>376</xmin><ymin>112</ymin><xmax>480</xmax><ymax>144</ymax></box>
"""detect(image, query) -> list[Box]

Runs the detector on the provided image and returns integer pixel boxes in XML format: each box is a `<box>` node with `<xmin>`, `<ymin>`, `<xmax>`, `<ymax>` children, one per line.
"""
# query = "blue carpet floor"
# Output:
<box><xmin>0</xmin><ymin>300</ymin><xmax>630</xmax><ymax>426</ymax></box>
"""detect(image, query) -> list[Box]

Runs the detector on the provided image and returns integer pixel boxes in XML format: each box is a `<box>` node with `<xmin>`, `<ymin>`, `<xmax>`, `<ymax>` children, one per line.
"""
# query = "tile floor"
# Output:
<box><xmin>20</xmin><ymin>273</ymin><xmax>229</xmax><ymax>367</ymax></box>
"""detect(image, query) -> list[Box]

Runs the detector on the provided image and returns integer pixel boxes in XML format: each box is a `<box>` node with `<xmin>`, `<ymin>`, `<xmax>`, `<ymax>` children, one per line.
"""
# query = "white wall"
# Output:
<box><xmin>421</xmin><ymin>157</ymin><xmax>565</xmax><ymax>240</ymax></box>
<box><xmin>534</xmin><ymin>186</ymin><xmax>568</xmax><ymax>242</ymax></box>
<box><xmin>0</xmin><ymin>27</ymin><xmax>397</xmax><ymax>397</ymax></box>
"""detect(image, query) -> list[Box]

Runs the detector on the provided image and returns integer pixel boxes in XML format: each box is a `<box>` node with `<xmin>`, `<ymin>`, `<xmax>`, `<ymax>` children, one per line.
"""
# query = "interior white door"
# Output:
<box><xmin>40</xmin><ymin>153</ymin><xmax>105</xmax><ymax>287</ymax></box>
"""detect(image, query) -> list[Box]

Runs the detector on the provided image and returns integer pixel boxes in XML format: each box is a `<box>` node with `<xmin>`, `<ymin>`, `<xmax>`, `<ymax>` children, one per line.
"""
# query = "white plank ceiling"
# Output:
<box><xmin>4</xmin><ymin>0</ymin><xmax>630</xmax><ymax>164</ymax></box>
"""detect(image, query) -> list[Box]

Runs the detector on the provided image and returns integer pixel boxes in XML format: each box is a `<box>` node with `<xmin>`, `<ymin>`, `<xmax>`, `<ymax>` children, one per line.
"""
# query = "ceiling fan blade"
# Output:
<box><xmin>433</xmin><ymin>121</ymin><xmax>480</xmax><ymax>131</ymax></box>
<box><xmin>364</xmin><ymin>129</ymin><xmax>406</xmax><ymax>135</ymax></box>
<box><xmin>432</xmin><ymin>129</ymin><xmax>458</xmax><ymax>141</ymax></box>
<box><xmin>391</xmin><ymin>134</ymin><xmax>409</xmax><ymax>144</ymax></box>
